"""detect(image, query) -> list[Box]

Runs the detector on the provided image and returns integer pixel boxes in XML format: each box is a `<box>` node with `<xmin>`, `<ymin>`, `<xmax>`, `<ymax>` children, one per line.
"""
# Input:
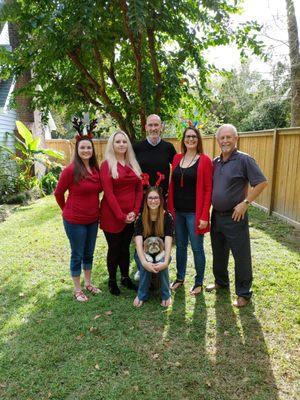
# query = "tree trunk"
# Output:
<box><xmin>286</xmin><ymin>0</ymin><xmax>300</xmax><ymax>126</ymax></box>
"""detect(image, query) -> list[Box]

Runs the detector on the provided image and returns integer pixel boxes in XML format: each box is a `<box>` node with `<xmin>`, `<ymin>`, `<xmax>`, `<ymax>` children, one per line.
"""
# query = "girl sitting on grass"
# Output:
<box><xmin>133</xmin><ymin>186</ymin><xmax>173</xmax><ymax>308</ymax></box>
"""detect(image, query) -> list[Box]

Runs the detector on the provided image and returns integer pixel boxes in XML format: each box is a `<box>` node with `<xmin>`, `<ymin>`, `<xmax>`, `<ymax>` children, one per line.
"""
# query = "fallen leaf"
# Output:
<box><xmin>175</xmin><ymin>362</ymin><xmax>181</xmax><ymax>367</ymax></box>
<box><xmin>152</xmin><ymin>353</ymin><xmax>159</xmax><ymax>359</ymax></box>
<box><xmin>104</xmin><ymin>310</ymin><xmax>113</xmax><ymax>316</ymax></box>
<box><xmin>89</xmin><ymin>326</ymin><xmax>96</xmax><ymax>332</ymax></box>
<box><xmin>95</xmin><ymin>364</ymin><xmax>100</xmax><ymax>370</ymax></box>
<box><xmin>205</xmin><ymin>380</ymin><xmax>212</xmax><ymax>388</ymax></box>
<box><xmin>19</xmin><ymin>293</ymin><xmax>25</xmax><ymax>298</ymax></box>
<box><xmin>133</xmin><ymin>386</ymin><xmax>139</xmax><ymax>392</ymax></box>
<box><xmin>0</xmin><ymin>383</ymin><xmax>7</xmax><ymax>388</ymax></box>
<box><xmin>75</xmin><ymin>333</ymin><xmax>84</xmax><ymax>340</ymax></box>
<box><xmin>223</xmin><ymin>330</ymin><xmax>229</xmax><ymax>336</ymax></box>
<box><xmin>123</xmin><ymin>370</ymin><xmax>130</xmax><ymax>376</ymax></box>
<box><xmin>94</xmin><ymin>314</ymin><xmax>101</xmax><ymax>320</ymax></box>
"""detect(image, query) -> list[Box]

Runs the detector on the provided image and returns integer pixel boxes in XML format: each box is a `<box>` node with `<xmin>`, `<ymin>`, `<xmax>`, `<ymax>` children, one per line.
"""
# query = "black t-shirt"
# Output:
<box><xmin>134</xmin><ymin>212</ymin><xmax>174</xmax><ymax>240</ymax></box>
<box><xmin>133</xmin><ymin>139</ymin><xmax>176</xmax><ymax>197</ymax></box>
<box><xmin>173</xmin><ymin>159</ymin><xmax>199</xmax><ymax>212</ymax></box>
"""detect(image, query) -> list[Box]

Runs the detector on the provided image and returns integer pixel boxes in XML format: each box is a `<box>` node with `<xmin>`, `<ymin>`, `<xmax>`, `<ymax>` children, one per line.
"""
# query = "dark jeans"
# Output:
<box><xmin>134</xmin><ymin>253</ymin><xmax>171</xmax><ymax>301</ymax></box>
<box><xmin>210</xmin><ymin>210</ymin><xmax>252</xmax><ymax>299</ymax></box>
<box><xmin>63</xmin><ymin>219</ymin><xmax>98</xmax><ymax>277</ymax></box>
<box><xmin>104</xmin><ymin>223</ymin><xmax>134</xmax><ymax>281</ymax></box>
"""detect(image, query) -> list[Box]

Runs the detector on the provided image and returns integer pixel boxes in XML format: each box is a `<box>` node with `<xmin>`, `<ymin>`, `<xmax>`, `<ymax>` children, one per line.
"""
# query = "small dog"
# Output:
<box><xmin>143</xmin><ymin>236</ymin><xmax>165</xmax><ymax>263</ymax></box>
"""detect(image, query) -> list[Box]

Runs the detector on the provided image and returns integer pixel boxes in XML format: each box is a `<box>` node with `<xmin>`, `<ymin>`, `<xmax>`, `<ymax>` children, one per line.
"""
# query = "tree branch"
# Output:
<box><xmin>147</xmin><ymin>26</ymin><xmax>163</xmax><ymax>114</ymax></box>
<box><xmin>119</xmin><ymin>0</ymin><xmax>146</xmax><ymax>132</ymax></box>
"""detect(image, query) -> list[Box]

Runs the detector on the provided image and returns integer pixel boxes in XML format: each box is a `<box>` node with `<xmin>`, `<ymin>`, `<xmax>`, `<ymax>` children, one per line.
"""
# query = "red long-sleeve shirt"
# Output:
<box><xmin>54</xmin><ymin>163</ymin><xmax>102</xmax><ymax>224</ymax></box>
<box><xmin>99</xmin><ymin>161</ymin><xmax>143</xmax><ymax>233</ymax></box>
<box><xmin>168</xmin><ymin>153</ymin><xmax>213</xmax><ymax>234</ymax></box>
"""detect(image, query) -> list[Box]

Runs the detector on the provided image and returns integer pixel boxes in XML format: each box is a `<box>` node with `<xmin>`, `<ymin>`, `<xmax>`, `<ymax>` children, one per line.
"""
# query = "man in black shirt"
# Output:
<box><xmin>133</xmin><ymin>114</ymin><xmax>177</xmax><ymax>199</ymax></box>
<box><xmin>206</xmin><ymin>124</ymin><xmax>268</xmax><ymax>307</ymax></box>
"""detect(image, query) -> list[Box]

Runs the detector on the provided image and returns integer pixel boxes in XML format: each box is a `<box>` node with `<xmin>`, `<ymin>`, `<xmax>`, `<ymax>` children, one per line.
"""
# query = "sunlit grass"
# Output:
<box><xmin>0</xmin><ymin>196</ymin><xmax>299</xmax><ymax>400</ymax></box>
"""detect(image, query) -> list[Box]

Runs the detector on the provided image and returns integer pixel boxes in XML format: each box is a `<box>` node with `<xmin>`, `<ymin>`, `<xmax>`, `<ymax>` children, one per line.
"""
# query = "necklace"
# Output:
<box><xmin>179</xmin><ymin>153</ymin><xmax>198</xmax><ymax>187</ymax></box>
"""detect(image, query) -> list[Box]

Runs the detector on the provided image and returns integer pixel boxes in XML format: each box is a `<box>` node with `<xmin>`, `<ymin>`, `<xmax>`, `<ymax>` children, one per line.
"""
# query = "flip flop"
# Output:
<box><xmin>190</xmin><ymin>284</ymin><xmax>203</xmax><ymax>296</ymax></box>
<box><xmin>170</xmin><ymin>279</ymin><xmax>184</xmax><ymax>291</ymax></box>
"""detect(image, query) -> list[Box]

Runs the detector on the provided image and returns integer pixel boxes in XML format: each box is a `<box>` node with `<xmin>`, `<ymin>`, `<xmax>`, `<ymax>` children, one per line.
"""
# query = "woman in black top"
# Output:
<box><xmin>133</xmin><ymin>187</ymin><xmax>173</xmax><ymax>307</ymax></box>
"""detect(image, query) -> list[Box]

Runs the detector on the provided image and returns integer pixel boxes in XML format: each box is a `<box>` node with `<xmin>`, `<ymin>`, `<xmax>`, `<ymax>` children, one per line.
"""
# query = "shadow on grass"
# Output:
<box><xmin>213</xmin><ymin>290</ymin><xmax>279</xmax><ymax>400</ymax></box>
<box><xmin>249</xmin><ymin>207</ymin><xmax>299</xmax><ymax>253</ymax></box>
<box><xmin>0</xmin><ymin>278</ymin><xmax>279</xmax><ymax>400</ymax></box>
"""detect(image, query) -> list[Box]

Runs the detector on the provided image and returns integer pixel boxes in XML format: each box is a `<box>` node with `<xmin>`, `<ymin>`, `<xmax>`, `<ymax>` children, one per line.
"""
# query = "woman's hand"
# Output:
<box><xmin>198</xmin><ymin>220</ymin><xmax>208</xmax><ymax>230</ymax></box>
<box><xmin>125</xmin><ymin>211</ymin><xmax>136</xmax><ymax>223</ymax></box>
<box><xmin>143</xmin><ymin>261</ymin><xmax>158</xmax><ymax>273</ymax></box>
<box><xmin>153</xmin><ymin>261</ymin><xmax>168</xmax><ymax>272</ymax></box>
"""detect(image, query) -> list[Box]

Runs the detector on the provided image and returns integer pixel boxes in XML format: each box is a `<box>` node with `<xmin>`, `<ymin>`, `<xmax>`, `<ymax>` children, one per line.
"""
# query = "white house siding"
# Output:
<box><xmin>0</xmin><ymin>109</ymin><xmax>16</xmax><ymax>151</ymax></box>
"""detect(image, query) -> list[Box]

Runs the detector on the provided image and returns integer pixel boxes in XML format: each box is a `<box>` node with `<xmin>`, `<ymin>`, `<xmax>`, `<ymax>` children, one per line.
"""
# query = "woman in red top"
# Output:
<box><xmin>168</xmin><ymin>126</ymin><xmax>212</xmax><ymax>295</ymax></box>
<box><xmin>55</xmin><ymin>136</ymin><xmax>102</xmax><ymax>302</ymax></box>
<box><xmin>100</xmin><ymin>131</ymin><xmax>143</xmax><ymax>296</ymax></box>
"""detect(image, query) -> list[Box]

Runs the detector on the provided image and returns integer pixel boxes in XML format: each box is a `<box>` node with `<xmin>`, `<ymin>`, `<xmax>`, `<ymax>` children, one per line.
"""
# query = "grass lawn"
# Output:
<box><xmin>0</xmin><ymin>196</ymin><xmax>299</xmax><ymax>400</ymax></box>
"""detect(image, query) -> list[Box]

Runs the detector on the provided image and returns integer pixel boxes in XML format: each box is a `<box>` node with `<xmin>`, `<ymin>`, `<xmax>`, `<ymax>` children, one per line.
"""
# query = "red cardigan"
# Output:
<box><xmin>99</xmin><ymin>161</ymin><xmax>143</xmax><ymax>233</ymax></box>
<box><xmin>54</xmin><ymin>163</ymin><xmax>102</xmax><ymax>224</ymax></box>
<box><xmin>168</xmin><ymin>153</ymin><xmax>213</xmax><ymax>234</ymax></box>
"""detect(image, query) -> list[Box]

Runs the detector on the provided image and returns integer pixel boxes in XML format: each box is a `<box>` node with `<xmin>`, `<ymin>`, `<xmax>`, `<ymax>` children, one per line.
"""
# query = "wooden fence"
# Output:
<box><xmin>46</xmin><ymin>127</ymin><xmax>300</xmax><ymax>228</ymax></box>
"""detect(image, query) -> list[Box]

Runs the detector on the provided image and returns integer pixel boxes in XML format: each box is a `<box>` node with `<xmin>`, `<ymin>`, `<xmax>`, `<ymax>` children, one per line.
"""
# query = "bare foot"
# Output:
<box><xmin>133</xmin><ymin>296</ymin><xmax>144</xmax><ymax>308</ymax></box>
<box><xmin>161</xmin><ymin>298</ymin><xmax>172</xmax><ymax>307</ymax></box>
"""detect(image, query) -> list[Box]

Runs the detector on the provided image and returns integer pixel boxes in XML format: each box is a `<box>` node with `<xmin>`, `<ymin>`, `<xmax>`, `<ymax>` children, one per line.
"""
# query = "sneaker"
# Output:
<box><xmin>134</xmin><ymin>270</ymin><xmax>140</xmax><ymax>281</ymax></box>
<box><xmin>121</xmin><ymin>277</ymin><xmax>138</xmax><ymax>291</ymax></box>
<box><xmin>108</xmin><ymin>280</ymin><xmax>121</xmax><ymax>296</ymax></box>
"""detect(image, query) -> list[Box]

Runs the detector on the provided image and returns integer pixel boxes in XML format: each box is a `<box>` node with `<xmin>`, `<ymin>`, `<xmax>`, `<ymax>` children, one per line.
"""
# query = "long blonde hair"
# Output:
<box><xmin>142</xmin><ymin>187</ymin><xmax>165</xmax><ymax>237</ymax></box>
<box><xmin>105</xmin><ymin>130</ymin><xmax>141</xmax><ymax>179</ymax></box>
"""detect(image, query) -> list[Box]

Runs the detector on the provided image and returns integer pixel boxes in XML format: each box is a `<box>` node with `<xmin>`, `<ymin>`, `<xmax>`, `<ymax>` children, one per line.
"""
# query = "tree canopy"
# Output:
<box><xmin>209</xmin><ymin>62</ymin><xmax>290</xmax><ymax>131</ymax></box>
<box><xmin>0</xmin><ymin>0</ymin><xmax>264</xmax><ymax>140</ymax></box>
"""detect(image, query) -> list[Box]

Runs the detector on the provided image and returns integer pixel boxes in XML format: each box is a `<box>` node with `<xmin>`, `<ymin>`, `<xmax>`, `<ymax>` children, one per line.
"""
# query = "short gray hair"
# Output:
<box><xmin>215</xmin><ymin>124</ymin><xmax>238</xmax><ymax>138</ymax></box>
<box><xmin>146</xmin><ymin>114</ymin><xmax>161</xmax><ymax>124</ymax></box>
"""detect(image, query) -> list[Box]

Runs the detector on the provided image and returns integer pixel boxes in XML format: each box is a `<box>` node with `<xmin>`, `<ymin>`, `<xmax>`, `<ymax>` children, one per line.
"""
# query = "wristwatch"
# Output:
<box><xmin>243</xmin><ymin>199</ymin><xmax>250</xmax><ymax>205</ymax></box>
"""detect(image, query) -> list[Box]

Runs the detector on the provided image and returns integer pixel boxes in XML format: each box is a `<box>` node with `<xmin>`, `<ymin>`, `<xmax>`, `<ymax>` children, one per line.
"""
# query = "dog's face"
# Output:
<box><xmin>143</xmin><ymin>236</ymin><xmax>164</xmax><ymax>255</ymax></box>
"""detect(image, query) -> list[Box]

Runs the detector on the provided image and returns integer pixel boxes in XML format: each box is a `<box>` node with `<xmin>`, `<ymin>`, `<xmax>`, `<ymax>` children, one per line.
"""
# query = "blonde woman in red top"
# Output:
<box><xmin>100</xmin><ymin>131</ymin><xmax>143</xmax><ymax>295</ymax></box>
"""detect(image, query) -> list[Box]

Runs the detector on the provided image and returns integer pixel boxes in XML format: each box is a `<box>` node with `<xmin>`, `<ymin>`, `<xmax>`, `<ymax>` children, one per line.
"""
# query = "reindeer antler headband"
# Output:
<box><xmin>72</xmin><ymin>117</ymin><xmax>98</xmax><ymax>141</ymax></box>
<box><xmin>141</xmin><ymin>172</ymin><xmax>165</xmax><ymax>188</ymax></box>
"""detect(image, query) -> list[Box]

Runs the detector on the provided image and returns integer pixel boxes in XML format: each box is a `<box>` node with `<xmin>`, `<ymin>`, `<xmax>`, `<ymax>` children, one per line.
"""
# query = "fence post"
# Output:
<box><xmin>212</xmin><ymin>134</ymin><xmax>217</xmax><ymax>158</ymax></box>
<box><xmin>267</xmin><ymin>128</ymin><xmax>279</xmax><ymax>215</ymax></box>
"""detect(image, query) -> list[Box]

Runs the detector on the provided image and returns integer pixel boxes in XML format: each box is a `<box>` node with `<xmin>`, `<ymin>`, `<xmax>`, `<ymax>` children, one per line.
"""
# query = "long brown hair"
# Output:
<box><xmin>142</xmin><ymin>187</ymin><xmax>165</xmax><ymax>237</ymax></box>
<box><xmin>73</xmin><ymin>138</ymin><xmax>99</xmax><ymax>183</ymax></box>
<box><xmin>181</xmin><ymin>126</ymin><xmax>203</xmax><ymax>154</ymax></box>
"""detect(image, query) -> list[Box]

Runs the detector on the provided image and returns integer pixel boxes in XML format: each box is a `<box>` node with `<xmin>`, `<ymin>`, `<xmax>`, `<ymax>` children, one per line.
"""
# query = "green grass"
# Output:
<box><xmin>0</xmin><ymin>196</ymin><xmax>299</xmax><ymax>400</ymax></box>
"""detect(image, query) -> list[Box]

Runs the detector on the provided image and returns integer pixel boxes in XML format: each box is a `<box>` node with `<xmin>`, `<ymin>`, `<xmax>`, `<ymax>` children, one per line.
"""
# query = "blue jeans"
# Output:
<box><xmin>134</xmin><ymin>252</ymin><xmax>171</xmax><ymax>301</ymax></box>
<box><xmin>63</xmin><ymin>219</ymin><xmax>98</xmax><ymax>277</ymax></box>
<box><xmin>175</xmin><ymin>212</ymin><xmax>205</xmax><ymax>285</ymax></box>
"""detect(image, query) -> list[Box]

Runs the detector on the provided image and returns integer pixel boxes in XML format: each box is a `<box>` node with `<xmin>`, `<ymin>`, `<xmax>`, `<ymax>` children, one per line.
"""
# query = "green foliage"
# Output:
<box><xmin>40</xmin><ymin>163</ymin><xmax>63</xmax><ymax>195</ymax></box>
<box><xmin>240</xmin><ymin>99</ymin><xmax>290</xmax><ymax>131</ymax></box>
<box><xmin>0</xmin><ymin>155</ymin><xmax>19</xmax><ymax>203</ymax></box>
<box><xmin>209</xmin><ymin>61</ymin><xmax>290</xmax><ymax>131</ymax></box>
<box><xmin>0</xmin><ymin>0</ymin><xmax>264</xmax><ymax>140</ymax></box>
<box><xmin>0</xmin><ymin>121</ymin><xmax>64</xmax><ymax>192</ymax></box>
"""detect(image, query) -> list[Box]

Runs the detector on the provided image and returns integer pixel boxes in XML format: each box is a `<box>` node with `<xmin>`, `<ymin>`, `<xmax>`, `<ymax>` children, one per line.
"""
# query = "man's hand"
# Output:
<box><xmin>198</xmin><ymin>220</ymin><xmax>208</xmax><ymax>230</ymax></box>
<box><xmin>232</xmin><ymin>202</ymin><xmax>248</xmax><ymax>221</ymax></box>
